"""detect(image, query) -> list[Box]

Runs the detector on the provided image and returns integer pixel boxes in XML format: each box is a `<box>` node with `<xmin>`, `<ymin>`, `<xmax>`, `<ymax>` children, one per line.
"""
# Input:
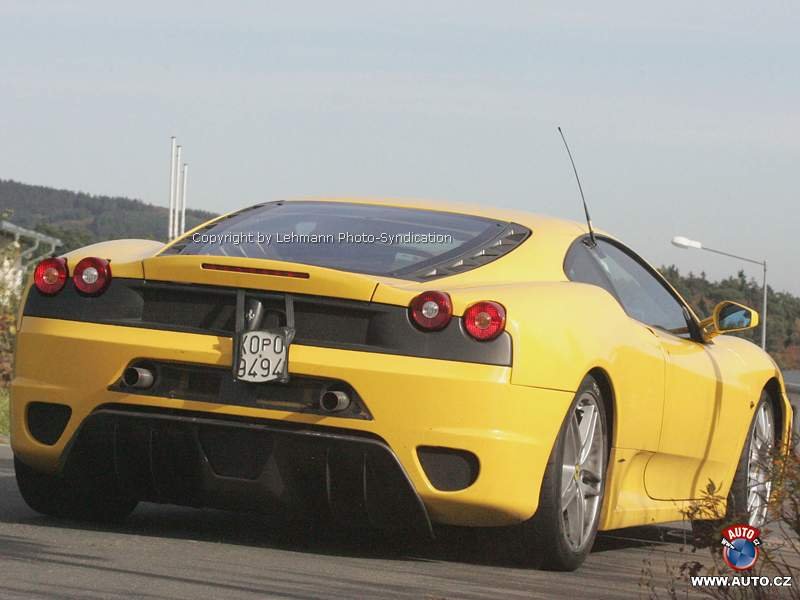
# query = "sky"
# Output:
<box><xmin>1</xmin><ymin>1</ymin><xmax>798</xmax><ymax>294</ymax></box>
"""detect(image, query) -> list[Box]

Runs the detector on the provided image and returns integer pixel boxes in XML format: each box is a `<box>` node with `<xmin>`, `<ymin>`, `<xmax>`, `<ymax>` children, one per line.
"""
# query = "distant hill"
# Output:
<box><xmin>0</xmin><ymin>179</ymin><xmax>217</xmax><ymax>252</ymax></box>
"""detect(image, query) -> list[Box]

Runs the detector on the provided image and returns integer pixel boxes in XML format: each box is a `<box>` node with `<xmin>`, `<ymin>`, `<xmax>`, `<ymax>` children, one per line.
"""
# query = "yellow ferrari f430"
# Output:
<box><xmin>10</xmin><ymin>198</ymin><xmax>792</xmax><ymax>570</ymax></box>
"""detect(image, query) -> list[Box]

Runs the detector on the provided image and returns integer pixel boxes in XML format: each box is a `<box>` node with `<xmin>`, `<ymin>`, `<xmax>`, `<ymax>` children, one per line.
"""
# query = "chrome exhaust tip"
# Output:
<box><xmin>123</xmin><ymin>366</ymin><xmax>155</xmax><ymax>389</ymax></box>
<box><xmin>320</xmin><ymin>390</ymin><xmax>350</xmax><ymax>413</ymax></box>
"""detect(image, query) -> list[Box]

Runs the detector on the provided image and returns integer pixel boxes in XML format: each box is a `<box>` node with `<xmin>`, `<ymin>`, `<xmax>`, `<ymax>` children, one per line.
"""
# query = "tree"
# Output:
<box><xmin>0</xmin><ymin>235</ymin><xmax>20</xmax><ymax>386</ymax></box>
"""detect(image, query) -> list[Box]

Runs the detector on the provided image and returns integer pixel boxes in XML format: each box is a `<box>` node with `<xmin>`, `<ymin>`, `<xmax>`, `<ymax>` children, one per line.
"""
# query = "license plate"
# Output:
<box><xmin>235</xmin><ymin>329</ymin><xmax>288</xmax><ymax>383</ymax></box>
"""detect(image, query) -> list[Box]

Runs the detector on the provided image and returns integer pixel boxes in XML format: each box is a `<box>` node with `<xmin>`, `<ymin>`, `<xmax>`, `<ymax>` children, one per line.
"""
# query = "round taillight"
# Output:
<box><xmin>33</xmin><ymin>257</ymin><xmax>68</xmax><ymax>295</ymax></box>
<box><xmin>72</xmin><ymin>257</ymin><xmax>112</xmax><ymax>295</ymax></box>
<box><xmin>463</xmin><ymin>301</ymin><xmax>506</xmax><ymax>341</ymax></box>
<box><xmin>409</xmin><ymin>291</ymin><xmax>452</xmax><ymax>331</ymax></box>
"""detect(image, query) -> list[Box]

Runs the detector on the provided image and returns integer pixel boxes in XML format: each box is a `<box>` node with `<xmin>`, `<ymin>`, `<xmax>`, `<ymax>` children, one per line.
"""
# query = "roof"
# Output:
<box><xmin>286</xmin><ymin>196</ymin><xmax>588</xmax><ymax>238</ymax></box>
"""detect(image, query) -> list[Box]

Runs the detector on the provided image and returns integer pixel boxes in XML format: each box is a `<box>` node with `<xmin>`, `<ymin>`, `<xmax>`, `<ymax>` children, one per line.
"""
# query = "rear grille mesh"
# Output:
<box><xmin>141</xmin><ymin>285</ymin><xmax>236</xmax><ymax>333</ymax></box>
<box><xmin>139</xmin><ymin>284</ymin><xmax>378</xmax><ymax>344</ymax></box>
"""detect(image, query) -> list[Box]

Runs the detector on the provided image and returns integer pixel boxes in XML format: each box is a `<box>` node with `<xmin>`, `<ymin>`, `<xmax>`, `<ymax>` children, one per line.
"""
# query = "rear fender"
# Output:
<box><xmin>437</xmin><ymin>281</ymin><xmax>665</xmax><ymax>453</ymax></box>
<box><xmin>375</xmin><ymin>280</ymin><xmax>630</xmax><ymax>392</ymax></box>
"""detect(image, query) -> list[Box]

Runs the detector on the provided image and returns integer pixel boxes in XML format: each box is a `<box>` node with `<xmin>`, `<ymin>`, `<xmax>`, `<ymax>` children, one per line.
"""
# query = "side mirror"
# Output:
<box><xmin>701</xmin><ymin>301</ymin><xmax>760</xmax><ymax>339</ymax></box>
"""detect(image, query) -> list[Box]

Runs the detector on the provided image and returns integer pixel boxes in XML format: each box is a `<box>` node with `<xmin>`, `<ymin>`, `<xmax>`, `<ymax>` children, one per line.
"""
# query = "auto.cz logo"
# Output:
<box><xmin>720</xmin><ymin>523</ymin><xmax>761</xmax><ymax>571</ymax></box>
<box><xmin>689</xmin><ymin>524</ymin><xmax>794</xmax><ymax>589</ymax></box>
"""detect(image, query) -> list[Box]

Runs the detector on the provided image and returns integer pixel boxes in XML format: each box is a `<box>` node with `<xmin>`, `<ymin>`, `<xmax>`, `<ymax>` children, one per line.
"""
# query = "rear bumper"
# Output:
<box><xmin>61</xmin><ymin>405</ymin><xmax>433</xmax><ymax>535</ymax></box>
<box><xmin>11</xmin><ymin>317</ymin><xmax>574</xmax><ymax>527</ymax></box>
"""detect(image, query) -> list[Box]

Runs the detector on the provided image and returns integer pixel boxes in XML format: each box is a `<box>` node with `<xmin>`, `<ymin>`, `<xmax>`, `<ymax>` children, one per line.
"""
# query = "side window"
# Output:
<box><xmin>564</xmin><ymin>241</ymin><xmax>616</xmax><ymax>296</ymax></box>
<box><xmin>593</xmin><ymin>240</ymin><xmax>689</xmax><ymax>335</ymax></box>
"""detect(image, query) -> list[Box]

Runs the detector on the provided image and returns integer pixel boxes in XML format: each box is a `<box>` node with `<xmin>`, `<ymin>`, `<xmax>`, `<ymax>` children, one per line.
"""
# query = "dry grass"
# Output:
<box><xmin>642</xmin><ymin>442</ymin><xmax>800</xmax><ymax>599</ymax></box>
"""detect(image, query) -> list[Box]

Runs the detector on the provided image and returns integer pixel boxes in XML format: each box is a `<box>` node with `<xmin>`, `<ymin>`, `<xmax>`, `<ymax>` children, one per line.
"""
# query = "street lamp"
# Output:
<box><xmin>671</xmin><ymin>236</ymin><xmax>768</xmax><ymax>350</ymax></box>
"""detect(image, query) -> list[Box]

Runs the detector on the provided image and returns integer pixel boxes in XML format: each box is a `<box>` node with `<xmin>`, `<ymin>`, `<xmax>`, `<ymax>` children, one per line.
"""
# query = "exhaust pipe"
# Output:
<box><xmin>123</xmin><ymin>366</ymin><xmax>155</xmax><ymax>389</ymax></box>
<box><xmin>320</xmin><ymin>390</ymin><xmax>350</xmax><ymax>413</ymax></box>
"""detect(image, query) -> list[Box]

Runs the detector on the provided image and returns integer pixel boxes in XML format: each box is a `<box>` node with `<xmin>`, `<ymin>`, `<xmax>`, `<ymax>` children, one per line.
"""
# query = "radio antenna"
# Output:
<box><xmin>557</xmin><ymin>126</ymin><xmax>596</xmax><ymax>247</ymax></box>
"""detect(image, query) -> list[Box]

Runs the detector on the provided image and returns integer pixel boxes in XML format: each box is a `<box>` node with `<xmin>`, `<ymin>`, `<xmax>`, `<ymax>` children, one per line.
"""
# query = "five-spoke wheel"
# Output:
<box><xmin>521</xmin><ymin>375</ymin><xmax>608</xmax><ymax>571</ymax></box>
<box><xmin>746</xmin><ymin>400</ymin><xmax>775</xmax><ymax>526</ymax></box>
<box><xmin>560</xmin><ymin>392</ymin><xmax>605</xmax><ymax>550</ymax></box>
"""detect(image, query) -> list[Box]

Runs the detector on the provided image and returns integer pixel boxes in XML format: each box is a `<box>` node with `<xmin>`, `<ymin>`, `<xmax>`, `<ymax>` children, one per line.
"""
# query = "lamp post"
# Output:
<box><xmin>671</xmin><ymin>236</ymin><xmax>767</xmax><ymax>350</ymax></box>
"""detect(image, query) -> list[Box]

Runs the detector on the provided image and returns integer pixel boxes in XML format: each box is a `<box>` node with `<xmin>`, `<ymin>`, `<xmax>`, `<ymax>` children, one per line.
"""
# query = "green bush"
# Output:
<box><xmin>1</xmin><ymin>222</ymin><xmax>20</xmax><ymax>436</ymax></box>
<box><xmin>0</xmin><ymin>387</ymin><xmax>8</xmax><ymax>438</ymax></box>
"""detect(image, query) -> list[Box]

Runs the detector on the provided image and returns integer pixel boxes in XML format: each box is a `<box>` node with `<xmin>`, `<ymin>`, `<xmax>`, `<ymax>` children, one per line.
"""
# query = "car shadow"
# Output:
<box><xmin>0</xmin><ymin>453</ymin><xmax>685</xmax><ymax>570</ymax></box>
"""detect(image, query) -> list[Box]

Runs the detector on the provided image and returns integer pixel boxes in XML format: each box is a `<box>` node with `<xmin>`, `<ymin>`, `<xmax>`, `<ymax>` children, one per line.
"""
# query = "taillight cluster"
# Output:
<box><xmin>409</xmin><ymin>291</ymin><xmax>506</xmax><ymax>341</ymax></box>
<box><xmin>33</xmin><ymin>258</ymin><xmax>68</xmax><ymax>295</ymax></box>
<box><xmin>409</xmin><ymin>291</ymin><xmax>452</xmax><ymax>331</ymax></box>
<box><xmin>33</xmin><ymin>257</ymin><xmax>112</xmax><ymax>296</ymax></box>
<box><xmin>72</xmin><ymin>257</ymin><xmax>112</xmax><ymax>295</ymax></box>
<box><xmin>463</xmin><ymin>301</ymin><xmax>506</xmax><ymax>340</ymax></box>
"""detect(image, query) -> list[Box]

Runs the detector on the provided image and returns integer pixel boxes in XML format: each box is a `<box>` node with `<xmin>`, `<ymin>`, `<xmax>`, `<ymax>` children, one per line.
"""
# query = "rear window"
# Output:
<box><xmin>169</xmin><ymin>201</ymin><xmax>519</xmax><ymax>279</ymax></box>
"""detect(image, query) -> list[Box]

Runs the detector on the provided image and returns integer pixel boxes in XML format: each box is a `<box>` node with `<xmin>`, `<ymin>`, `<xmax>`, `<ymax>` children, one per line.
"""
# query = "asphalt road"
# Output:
<box><xmin>0</xmin><ymin>446</ymin><xmax>708</xmax><ymax>600</ymax></box>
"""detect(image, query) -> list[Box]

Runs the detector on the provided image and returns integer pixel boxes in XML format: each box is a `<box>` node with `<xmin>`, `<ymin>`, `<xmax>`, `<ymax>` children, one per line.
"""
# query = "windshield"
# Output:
<box><xmin>172</xmin><ymin>201</ymin><xmax>506</xmax><ymax>278</ymax></box>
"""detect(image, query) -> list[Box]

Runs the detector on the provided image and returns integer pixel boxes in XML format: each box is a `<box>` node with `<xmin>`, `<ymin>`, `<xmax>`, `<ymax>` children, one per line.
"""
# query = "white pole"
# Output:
<box><xmin>168</xmin><ymin>137</ymin><xmax>176</xmax><ymax>240</ymax></box>
<box><xmin>173</xmin><ymin>145</ymin><xmax>182</xmax><ymax>239</ymax></box>
<box><xmin>180</xmin><ymin>163</ymin><xmax>188</xmax><ymax>235</ymax></box>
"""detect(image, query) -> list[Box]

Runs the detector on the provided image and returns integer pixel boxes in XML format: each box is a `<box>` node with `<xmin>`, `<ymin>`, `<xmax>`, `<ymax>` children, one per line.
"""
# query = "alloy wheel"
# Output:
<box><xmin>560</xmin><ymin>392</ymin><xmax>605</xmax><ymax>550</ymax></box>
<box><xmin>747</xmin><ymin>402</ymin><xmax>774</xmax><ymax>527</ymax></box>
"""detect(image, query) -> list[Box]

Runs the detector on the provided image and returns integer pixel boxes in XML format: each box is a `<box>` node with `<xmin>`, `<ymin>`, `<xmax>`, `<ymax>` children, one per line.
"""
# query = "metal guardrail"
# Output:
<box><xmin>0</xmin><ymin>220</ymin><xmax>62</xmax><ymax>267</ymax></box>
<box><xmin>0</xmin><ymin>220</ymin><xmax>61</xmax><ymax>246</ymax></box>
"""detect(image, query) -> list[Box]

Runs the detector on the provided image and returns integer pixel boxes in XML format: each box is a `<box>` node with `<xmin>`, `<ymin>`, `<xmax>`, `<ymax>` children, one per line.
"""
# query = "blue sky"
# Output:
<box><xmin>1</xmin><ymin>2</ymin><xmax>798</xmax><ymax>294</ymax></box>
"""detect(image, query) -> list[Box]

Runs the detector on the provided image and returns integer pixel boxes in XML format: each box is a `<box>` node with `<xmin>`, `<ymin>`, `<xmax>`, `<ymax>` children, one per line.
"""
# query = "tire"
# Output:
<box><xmin>725</xmin><ymin>394</ymin><xmax>775</xmax><ymax>525</ymax></box>
<box><xmin>15</xmin><ymin>456</ymin><xmax>138</xmax><ymax>523</ymax></box>
<box><xmin>520</xmin><ymin>375</ymin><xmax>609</xmax><ymax>571</ymax></box>
<box><xmin>691</xmin><ymin>393</ymin><xmax>775</xmax><ymax>543</ymax></box>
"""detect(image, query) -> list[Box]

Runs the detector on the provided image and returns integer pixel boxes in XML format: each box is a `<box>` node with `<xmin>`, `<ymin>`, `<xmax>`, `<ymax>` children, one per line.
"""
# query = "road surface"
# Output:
<box><xmin>0</xmin><ymin>445</ymin><xmax>704</xmax><ymax>599</ymax></box>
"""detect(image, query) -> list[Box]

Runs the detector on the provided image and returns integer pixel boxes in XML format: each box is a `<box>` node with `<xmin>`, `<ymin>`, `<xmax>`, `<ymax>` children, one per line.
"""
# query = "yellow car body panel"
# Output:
<box><xmin>10</xmin><ymin>197</ymin><xmax>793</xmax><ymax>532</ymax></box>
<box><xmin>64</xmin><ymin>239</ymin><xmax>164</xmax><ymax>278</ymax></box>
<box><xmin>644</xmin><ymin>333</ymin><xmax>791</xmax><ymax>501</ymax></box>
<box><xmin>12</xmin><ymin>317</ymin><xmax>573</xmax><ymax>526</ymax></box>
<box><xmin>142</xmin><ymin>254</ymin><xmax>382</xmax><ymax>302</ymax></box>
